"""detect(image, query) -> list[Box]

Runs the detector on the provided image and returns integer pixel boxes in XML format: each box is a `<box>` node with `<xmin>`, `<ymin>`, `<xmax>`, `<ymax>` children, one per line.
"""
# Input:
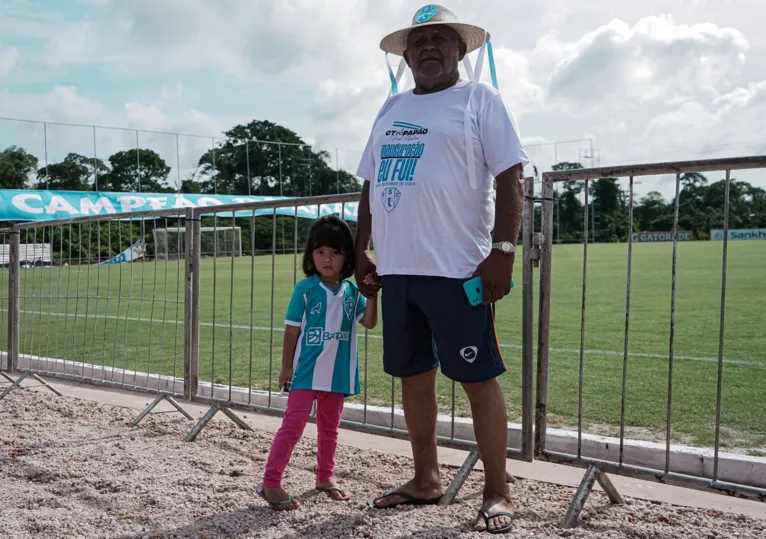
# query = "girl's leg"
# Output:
<box><xmin>315</xmin><ymin>391</ymin><xmax>347</xmax><ymax>500</ymax></box>
<box><xmin>262</xmin><ymin>390</ymin><xmax>315</xmax><ymax>489</ymax></box>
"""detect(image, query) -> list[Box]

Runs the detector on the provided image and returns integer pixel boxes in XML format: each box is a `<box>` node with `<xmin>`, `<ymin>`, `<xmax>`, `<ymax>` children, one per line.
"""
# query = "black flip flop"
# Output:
<box><xmin>367</xmin><ymin>488</ymin><xmax>442</xmax><ymax>509</ymax></box>
<box><xmin>477</xmin><ymin>508</ymin><xmax>515</xmax><ymax>534</ymax></box>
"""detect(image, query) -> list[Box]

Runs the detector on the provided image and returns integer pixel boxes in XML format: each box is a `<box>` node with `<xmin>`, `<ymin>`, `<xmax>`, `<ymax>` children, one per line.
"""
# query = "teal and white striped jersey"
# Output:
<box><xmin>285</xmin><ymin>275</ymin><xmax>367</xmax><ymax>396</ymax></box>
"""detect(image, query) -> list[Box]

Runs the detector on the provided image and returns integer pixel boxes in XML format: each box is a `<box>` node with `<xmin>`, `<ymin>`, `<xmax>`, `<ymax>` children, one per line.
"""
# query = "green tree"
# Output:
<box><xmin>35</xmin><ymin>153</ymin><xmax>109</xmax><ymax>191</ymax></box>
<box><xmin>101</xmin><ymin>149</ymin><xmax>172</xmax><ymax>192</ymax></box>
<box><xmin>191</xmin><ymin>120</ymin><xmax>360</xmax><ymax>196</ymax></box>
<box><xmin>551</xmin><ymin>162</ymin><xmax>585</xmax><ymax>242</ymax></box>
<box><xmin>0</xmin><ymin>146</ymin><xmax>39</xmax><ymax>189</ymax></box>
<box><xmin>589</xmin><ymin>178</ymin><xmax>626</xmax><ymax>242</ymax></box>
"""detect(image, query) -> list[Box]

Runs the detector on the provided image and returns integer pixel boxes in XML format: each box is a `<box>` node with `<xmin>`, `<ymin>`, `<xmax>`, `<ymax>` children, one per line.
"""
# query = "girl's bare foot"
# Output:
<box><xmin>316</xmin><ymin>478</ymin><xmax>351</xmax><ymax>501</ymax></box>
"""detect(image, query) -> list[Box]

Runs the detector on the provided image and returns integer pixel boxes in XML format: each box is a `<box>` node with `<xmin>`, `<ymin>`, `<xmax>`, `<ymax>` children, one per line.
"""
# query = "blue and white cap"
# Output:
<box><xmin>380</xmin><ymin>5</ymin><xmax>499</xmax><ymax>95</ymax></box>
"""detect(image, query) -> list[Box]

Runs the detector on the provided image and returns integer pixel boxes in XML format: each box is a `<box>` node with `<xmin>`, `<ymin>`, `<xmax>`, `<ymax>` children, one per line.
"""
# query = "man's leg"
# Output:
<box><xmin>462</xmin><ymin>378</ymin><xmax>515</xmax><ymax>533</ymax></box>
<box><xmin>371</xmin><ymin>275</ymin><xmax>443</xmax><ymax>508</ymax></box>
<box><xmin>418</xmin><ymin>280</ymin><xmax>515</xmax><ymax>532</ymax></box>
<box><xmin>370</xmin><ymin>367</ymin><xmax>443</xmax><ymax>507</ymax></box>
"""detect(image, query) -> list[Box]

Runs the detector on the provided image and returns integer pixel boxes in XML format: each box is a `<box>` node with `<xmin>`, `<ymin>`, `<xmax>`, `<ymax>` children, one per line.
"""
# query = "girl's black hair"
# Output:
<box><xmin>302</xmin><ymin>215</ymin><xmax>355</xmax><ymax>279</ymax></box>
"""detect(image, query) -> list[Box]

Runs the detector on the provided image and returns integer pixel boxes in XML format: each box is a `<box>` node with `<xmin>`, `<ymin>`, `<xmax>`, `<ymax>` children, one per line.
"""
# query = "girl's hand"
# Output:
<box><xmin>279</xmin><ymin>368</ymin><xmax>293</xmax><ymax>391</ymax></box>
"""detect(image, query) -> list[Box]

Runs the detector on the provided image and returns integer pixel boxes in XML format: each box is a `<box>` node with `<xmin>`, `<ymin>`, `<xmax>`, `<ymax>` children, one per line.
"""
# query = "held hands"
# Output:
<box><xmin>473</xmin><ymin>249</ymin><xmax>515</xmax><ymax>305</ymax></box>
<box><xmin>355</xmin><ymin>250</ymin><xmax>381</xmax><ymax>298</ymax></box>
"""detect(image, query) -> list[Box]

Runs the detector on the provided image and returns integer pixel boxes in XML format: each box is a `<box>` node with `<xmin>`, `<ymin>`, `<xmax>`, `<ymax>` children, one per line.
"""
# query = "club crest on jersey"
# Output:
<box><xmin>344</xmin><ymin>297</ymin><xmax>355</xmax><ymax>319</ymax></box>
<box><xmin>311</xmin><ymin>303</ymin><xmax>322</xmax><ymax>315</ymax></box>
<box><xmin>381</xmin><ymin>187</ymin><xmax>401</xmax><ymax>213</ymax></box>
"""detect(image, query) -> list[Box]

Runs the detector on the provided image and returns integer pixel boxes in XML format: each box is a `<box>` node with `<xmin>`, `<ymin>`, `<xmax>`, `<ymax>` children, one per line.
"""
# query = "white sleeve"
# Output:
<box><xmin>479</xmin><ymin>93</ymin><xmax>530</xmax><ymax>177</ymax></box>
<box><xmin>356</xmin><ymin>130</ymin><xmax>376</xmax><ymax>182</ymax></box>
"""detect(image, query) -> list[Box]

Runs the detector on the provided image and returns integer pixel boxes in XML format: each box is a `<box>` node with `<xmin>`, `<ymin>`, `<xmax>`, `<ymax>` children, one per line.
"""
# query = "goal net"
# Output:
<box><xmin>153</xmin><ymin>226</ymin><xmax>243</xmax><ymax>259</ymax></box>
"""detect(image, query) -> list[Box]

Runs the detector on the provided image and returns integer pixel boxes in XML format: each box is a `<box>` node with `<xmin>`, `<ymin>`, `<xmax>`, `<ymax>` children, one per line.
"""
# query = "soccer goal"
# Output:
<box><xmin>153</xmin><ymin>226</ymin><xmax>243</xmax><ymax>259</ymax></box>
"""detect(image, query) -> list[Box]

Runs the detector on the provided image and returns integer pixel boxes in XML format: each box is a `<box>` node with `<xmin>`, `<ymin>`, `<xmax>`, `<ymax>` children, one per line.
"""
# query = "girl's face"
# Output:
<box><xmin>313</xmin><ymin>245</ymin><xmax>346</xmax><ymax>281</ymax></box>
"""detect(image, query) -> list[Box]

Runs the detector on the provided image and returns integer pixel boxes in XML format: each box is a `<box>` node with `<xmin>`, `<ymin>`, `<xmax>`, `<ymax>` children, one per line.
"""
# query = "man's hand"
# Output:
<box><xmin>355</xmin><ymin>250</ymin><xmax>380</xmax><ymax>298</ymax></box>
<box><xmin>473</xmin><ymin>250</ymin><xmax>514</xmax><ymax>305</ymax></box>
<box><xmin>278</xmin><ymin>367</ymin><xmax>293</xmax><ymax>391</ymax></box>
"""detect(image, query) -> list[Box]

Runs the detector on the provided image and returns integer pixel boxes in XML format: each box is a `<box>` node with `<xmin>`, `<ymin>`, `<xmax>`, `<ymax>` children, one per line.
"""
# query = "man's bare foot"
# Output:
<box><xmin>475</xmin><ymin>494</ymin><xmax>516</xmax><ymax>533</ymax></box>
<box><xmin>316</xmin><ymin>478</ymin><xmax>351</xmax><ymax>501</ymax></box>
<box><xmin>370</xmin><ymin>477</ymin><xmax>443</xmax><ymax>509</ymax></box>
<box><xmin>261</xmin><ymin>485</ymin><xmax>300</xmax><ymax>511</ymax></box>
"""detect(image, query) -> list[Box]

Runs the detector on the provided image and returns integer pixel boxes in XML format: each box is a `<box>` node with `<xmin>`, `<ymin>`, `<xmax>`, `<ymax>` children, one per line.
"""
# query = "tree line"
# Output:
<box><xmin>0</xmin><ymin>120</ymin><xmax>360</xmax><ymax>195</ymax></box>
<box><xmin>543</xmin><ymin>162</ymin><xmax>766</xmax><ymax>243</ymax></box>
<box><xmin>1</xmin><ymin>120</ymin><xmax>361</xmax><ymax>261</ymax></box>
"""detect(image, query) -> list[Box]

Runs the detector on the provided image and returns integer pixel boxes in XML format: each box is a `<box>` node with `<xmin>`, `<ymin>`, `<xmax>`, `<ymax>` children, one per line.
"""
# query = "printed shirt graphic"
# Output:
<box><xmin>356</xmin><ymin>80</ymin><xmax>530</xmax><ymax>279</ymax></box>
<box><xmin>284</xmin><ymin>276</ymin><xmax>367</xmax><ymax>396</ymax></box>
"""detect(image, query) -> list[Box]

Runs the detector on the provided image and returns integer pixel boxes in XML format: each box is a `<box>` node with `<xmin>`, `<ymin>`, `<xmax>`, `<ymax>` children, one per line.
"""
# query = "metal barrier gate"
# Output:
<box><xmin>535</xmin><ymin>156</ymin><xmax>766</xmax><ymax>514</ymax></box>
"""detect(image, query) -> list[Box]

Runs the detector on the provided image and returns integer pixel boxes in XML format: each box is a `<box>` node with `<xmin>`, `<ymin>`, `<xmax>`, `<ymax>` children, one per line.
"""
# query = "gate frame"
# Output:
<box><xmin>535</xmin><ymin>156</ymin><xmax>766</xmax><ymax>509</ymax></box>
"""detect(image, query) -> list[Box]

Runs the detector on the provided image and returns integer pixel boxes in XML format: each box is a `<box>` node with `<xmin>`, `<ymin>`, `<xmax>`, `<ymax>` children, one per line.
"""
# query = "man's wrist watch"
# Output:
<box><xmin>492</xmin><ymin>241</ymin><xmax>515</xmax><ymax>254</ymax></box>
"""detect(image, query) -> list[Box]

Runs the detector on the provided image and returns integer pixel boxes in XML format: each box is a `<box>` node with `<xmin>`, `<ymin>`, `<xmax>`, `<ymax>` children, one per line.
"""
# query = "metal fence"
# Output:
<box><xmin>1</xmin><ymin>157</ymin><xmax>765</xmax><ymax>517</ymax></box>
<box><xmin>536</xmin><ymin>156</ymin><xmax>766</xmax><ymax>502</ymax></box>
<box><xmin>0</xmin><ymin>210</ymin><xmax>190</xmax><ymax>399</ymax></box>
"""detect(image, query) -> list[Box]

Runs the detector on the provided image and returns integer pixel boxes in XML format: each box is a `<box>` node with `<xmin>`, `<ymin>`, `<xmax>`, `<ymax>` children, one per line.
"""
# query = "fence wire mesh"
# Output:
<box><xmin>11</xmin><ymin>211</ymin><xmax>188</xmax><ymax>396</ymax></box>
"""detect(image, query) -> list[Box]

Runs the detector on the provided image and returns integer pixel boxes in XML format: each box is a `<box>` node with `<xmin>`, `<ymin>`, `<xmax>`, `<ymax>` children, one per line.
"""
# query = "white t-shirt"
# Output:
<box><xmin>356</xmin><ymin>79</ymin><xmax>530</xmax><ymax>279</ymax></box>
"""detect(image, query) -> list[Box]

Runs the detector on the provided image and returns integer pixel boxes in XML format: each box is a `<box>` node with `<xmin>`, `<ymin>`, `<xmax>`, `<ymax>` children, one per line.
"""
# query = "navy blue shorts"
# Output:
<box><xmin>380</xmin><ymin>275</ymin><xmax>506</xmax><ymax>384</ymax></box>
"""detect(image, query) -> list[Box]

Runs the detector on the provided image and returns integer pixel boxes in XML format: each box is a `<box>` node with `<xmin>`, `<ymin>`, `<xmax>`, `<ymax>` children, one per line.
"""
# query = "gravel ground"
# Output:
<box><xmin>0</xmin><ymin>390</ymin><xmax>764</xmax><ymax>539</ymax></box>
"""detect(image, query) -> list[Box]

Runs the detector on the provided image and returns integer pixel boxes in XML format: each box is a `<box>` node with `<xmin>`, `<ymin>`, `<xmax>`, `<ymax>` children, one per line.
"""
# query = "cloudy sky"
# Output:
<box><xmin>1</xmin><ymin>0</ymin><xmax>765</xmax><ymax>198</ymax></box>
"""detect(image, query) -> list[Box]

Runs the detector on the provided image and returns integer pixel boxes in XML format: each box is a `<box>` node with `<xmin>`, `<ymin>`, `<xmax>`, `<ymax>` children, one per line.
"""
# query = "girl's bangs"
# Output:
<box><xmin>311</xmin><ymin>224</ymin><xmax>348</xmax><ymax>253</ymax></box>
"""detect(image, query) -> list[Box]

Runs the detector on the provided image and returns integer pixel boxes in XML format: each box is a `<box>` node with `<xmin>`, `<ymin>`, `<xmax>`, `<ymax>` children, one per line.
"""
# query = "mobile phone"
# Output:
<box><xmin>282</xmin><ymin>381</ymin><xmax>291</xmax><ymax>393</ymax></box>
<box><xmin>463</xmin><ymin>277</ymin><xmax>514</xmax><ymax>306</ymax></box>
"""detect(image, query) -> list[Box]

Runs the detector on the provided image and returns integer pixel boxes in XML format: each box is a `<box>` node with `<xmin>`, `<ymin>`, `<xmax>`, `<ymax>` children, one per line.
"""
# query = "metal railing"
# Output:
<box><xmin>1</xmin><ymin>209</ymin><xmax>190</xmax><ymax>397</ymax></box>
<box><xmin>536</xmin><ymin>156</ymin><xmax>766</xmax><ymax>502</ymax></box>
<box><xmin>1</xmin><ymin>156</ymin><xmax>764</xmax><ymax>517</ymax></box>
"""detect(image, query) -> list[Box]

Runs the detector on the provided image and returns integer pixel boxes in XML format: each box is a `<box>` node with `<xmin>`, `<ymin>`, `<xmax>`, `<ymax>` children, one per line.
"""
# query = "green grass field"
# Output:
<box><xmin>5</xmin><ymin>241</ymin><xmax>765</xmax><ymax>452</ymax></box>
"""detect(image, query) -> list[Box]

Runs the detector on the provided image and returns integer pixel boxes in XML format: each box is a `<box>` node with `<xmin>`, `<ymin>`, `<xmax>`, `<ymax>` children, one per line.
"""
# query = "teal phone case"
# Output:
<box><xmin>463</xmin><ymin>277</ymin><xmax>514</xmax><ymax>306</ymax></box>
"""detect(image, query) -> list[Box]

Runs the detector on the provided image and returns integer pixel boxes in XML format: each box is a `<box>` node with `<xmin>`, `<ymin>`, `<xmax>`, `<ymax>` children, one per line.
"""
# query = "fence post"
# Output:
<box><xmin>7</xmin><ymin>228</ymin><xmax>20</xmax><ymax>373</ymax></box>
<box><xmin>184</xmin><ymin>210</ymin><xmax>200</xmax><ymax>400</ymax></box>
<box><xmin>521</xmin><ymin>176</ymin><xmax>535</xmax><ymax>462</ymax></box>
<box><xmin>534</xmin><ymin>178</ymin><xmax>555</xmax><ymax>457</ymax></box>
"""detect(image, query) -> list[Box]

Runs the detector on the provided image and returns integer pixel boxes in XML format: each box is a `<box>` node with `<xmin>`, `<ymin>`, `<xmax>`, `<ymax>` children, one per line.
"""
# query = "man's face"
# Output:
<box><xmin>404</xmin><ymin>25</ymin><xmax>466</xmax><ymax>85</ymax></box>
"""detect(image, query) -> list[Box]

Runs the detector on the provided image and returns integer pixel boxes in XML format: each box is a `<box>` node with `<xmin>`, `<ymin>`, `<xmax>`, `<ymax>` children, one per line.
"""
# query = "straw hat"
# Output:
<box><xmin>380</xmin><ymin>4</ymin><xmax>489</xmax><ymax>57</ymax></box>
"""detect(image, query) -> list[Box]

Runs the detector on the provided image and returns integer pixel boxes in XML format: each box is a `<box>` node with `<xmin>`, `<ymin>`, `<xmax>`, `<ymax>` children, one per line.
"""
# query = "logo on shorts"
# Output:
<box><xmin>381</xmin><ymin>187</ymin><xmax>402</xmax><ymax>213</ymax></box>
<box><xmin>306</xmin><ymin>327</ymin><xmax>323</xmax><ymax>346</ymax></box>
<box><xmin>460</xmin><ymin>346</ymin><xmax>478</xmax><ymax>363</ymax></box>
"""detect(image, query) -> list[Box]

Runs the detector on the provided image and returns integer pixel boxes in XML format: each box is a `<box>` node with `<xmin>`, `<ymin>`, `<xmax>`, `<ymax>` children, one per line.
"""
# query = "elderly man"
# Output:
<box><xmin>354</xmin><ymin>4</ymin><xmax>529</xmax><ymax>535</ymax></box>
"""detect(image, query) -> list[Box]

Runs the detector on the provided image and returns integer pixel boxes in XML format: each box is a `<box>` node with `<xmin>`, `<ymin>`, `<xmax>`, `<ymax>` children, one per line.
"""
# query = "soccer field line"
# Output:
<box><xmin>16</xmin><ymin>309</ymin><xmax>766</xmax><ymax>368</ymax></box>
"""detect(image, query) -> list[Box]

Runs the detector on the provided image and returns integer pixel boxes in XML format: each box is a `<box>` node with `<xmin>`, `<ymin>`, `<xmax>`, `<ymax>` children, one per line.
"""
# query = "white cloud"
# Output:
<box><xmin>0</xmin><ymin>43</ymin><xmax>19</xmax><ymax>78</ymax></box>
<box><xmin>0</xmin><ymin>86</ymin><xmax>104</xmax><ymax>124</ymax></box>
<box><xmin>124</xmin><ymin>102</ymin><xmax>224</xmax><ymax>137</ymax></box>
<box><xmin>545</xmin><ymin>15</ymin><xmax>749</xmax><ymax>106</ymax></box>
<box><xmin>44</xmin><ymin>22</ymin><xmax>93</xmax><ymax>68</ymax></box>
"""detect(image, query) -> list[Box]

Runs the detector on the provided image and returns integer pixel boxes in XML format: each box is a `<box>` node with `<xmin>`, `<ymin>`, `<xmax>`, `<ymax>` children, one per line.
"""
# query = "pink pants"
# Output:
<box><xmin>262</xmin><ymin>389</ymin><xmax>345</xmax><ymax>488</ymax></box>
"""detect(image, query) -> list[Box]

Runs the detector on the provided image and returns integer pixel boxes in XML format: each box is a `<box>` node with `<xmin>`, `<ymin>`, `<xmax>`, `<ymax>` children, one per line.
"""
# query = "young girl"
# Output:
<box><xmin>257</xmin><ymin>215</ymin><xmax>378</xmax><ymax>511</ymax></box>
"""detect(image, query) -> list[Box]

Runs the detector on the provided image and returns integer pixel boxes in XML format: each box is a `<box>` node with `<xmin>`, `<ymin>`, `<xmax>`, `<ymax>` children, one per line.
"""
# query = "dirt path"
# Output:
<box><xmin>0</xmin><ymin>390</ymin><xmax>763</xmax><ymax>538</ymax></box>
